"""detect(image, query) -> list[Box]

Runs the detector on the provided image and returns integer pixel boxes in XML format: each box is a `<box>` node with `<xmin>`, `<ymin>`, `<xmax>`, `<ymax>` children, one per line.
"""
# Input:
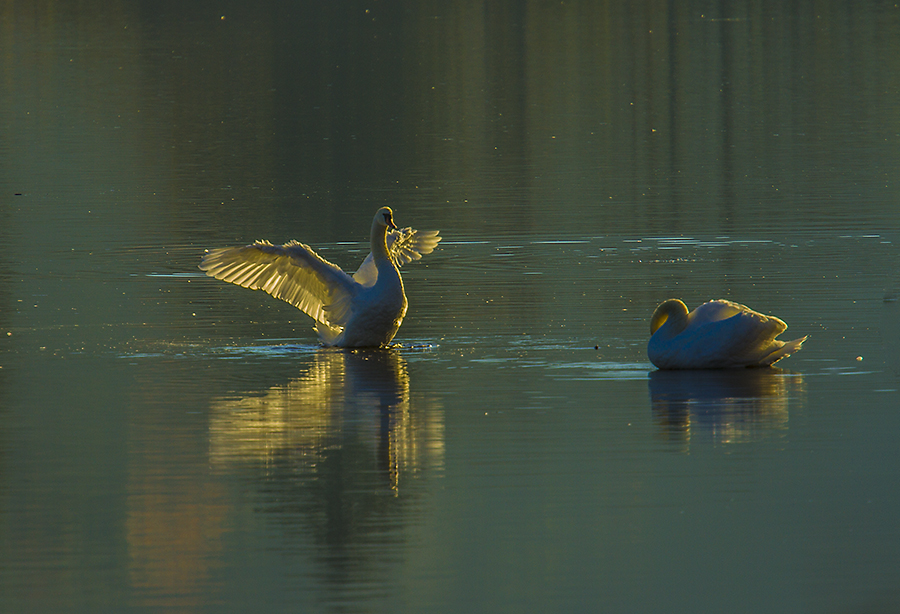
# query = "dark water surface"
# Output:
<box><xmin>2</xmin><ymin>2</ymin><xmax>900</xmax><ymax>613</ymax></box>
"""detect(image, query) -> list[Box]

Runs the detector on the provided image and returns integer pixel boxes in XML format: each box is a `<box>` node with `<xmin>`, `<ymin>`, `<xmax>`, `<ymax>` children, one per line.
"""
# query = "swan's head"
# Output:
<box><xmin>374</xmin><ymin>207</ymin><xmax>399</xmax><ymax>231</ymax></box>
<box><xmin>650</xmin><ymin>299</ymin><xmax>689</xmax><ymax>335</ymax></box>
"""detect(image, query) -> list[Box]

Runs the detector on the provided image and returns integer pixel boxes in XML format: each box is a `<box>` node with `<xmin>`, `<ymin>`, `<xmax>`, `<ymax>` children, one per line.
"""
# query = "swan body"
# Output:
<box><xmin>199</xmin><ymin>207</ymin><xmax>440</xmax><ymax>347</ymax></box>
<box><xmin>648</xmin><ymin>299</ymin><xmax>807</xmax><ymax>370</ymax></box>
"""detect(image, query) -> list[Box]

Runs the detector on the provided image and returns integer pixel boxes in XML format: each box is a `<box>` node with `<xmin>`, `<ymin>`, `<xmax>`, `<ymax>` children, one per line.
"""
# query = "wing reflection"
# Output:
<box><xmin>648</xmin><ymin>369</ymin><xmax>805</xmax><ymax>446</ymax></box>
<box><xmin>209</xmin><ymin>348</ymin><xmax>444</xmax><ymax>494</ymax></box>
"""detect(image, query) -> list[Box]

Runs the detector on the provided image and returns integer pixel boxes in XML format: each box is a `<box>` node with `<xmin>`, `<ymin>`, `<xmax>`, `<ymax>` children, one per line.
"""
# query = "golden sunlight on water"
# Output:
<box><xmin>125</xmin><ymin>478</ymin><xmax>231</xmax><ymax>609</ymax></box>
<box><xmin>124</xmin><ymin>387</ymin><xmax>233</xmax><ymax>609</ymax></box>
<box><xmin>208</xmin><ymin>350</ymin><xmax>445</xmax><ymax>493</ymax></box>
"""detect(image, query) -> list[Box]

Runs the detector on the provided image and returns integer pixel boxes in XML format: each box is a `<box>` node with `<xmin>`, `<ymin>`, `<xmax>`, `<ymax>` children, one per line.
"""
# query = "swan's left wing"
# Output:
<box><xmin>352</xmin><ymin>227</ymin><xmax>442</xmax><ymax>286</ymax></box>
<box><xmin>199</xmin><ymin>240</ymin><xmax>357</xmax><ymax>327</ymax></box>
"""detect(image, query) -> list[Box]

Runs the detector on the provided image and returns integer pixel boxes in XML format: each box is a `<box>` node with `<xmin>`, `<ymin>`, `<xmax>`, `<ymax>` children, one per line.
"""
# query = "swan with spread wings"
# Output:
<box><xmin>200</xmin><ymin>207</ymin><xmax>441</xmax><ymax>347</ymax></box>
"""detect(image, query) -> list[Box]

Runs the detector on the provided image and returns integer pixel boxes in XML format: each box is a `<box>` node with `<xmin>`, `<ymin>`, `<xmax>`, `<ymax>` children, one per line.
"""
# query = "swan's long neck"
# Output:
<box><xmin>371</xmin><ymin>220</ymin><xmax>394</xmax><ymax>268</ymax></box>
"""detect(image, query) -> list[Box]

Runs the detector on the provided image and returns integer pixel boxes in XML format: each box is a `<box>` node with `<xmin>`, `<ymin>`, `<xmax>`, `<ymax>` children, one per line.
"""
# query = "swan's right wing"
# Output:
<box><xmin>352</xmin><ymin>227</ymin><xmax>442</xmax><ymax>286</ymax></box>
<box><xmin>389</xmin><ymin>227</ymin><xmax>442</xmax><ymax>265</ymax></box>
<box><xmin>199</xmin><ymin>240</ymin><xmax>358</xmax><ymax>326</ymax></box>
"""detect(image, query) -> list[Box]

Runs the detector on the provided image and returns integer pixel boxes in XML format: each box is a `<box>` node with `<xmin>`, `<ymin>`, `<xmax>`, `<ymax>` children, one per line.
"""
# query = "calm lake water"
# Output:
<box><xmin>2</xmin><ymin>2</ymin><xmax>900</xmax><ymax>613</ymax></box>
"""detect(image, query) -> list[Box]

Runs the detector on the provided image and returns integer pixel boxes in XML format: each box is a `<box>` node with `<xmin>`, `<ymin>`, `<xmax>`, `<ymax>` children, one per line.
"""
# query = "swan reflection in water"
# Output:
<box><xmin>206</xmin><ymin>348</ymin><xmax>444</xmax><ymax>598</ymax></box>
<box><xmin>209</xmin><ymin>348</ymin><xmax>444</xmax><ymax>494</ymax></box>
<box><xmin>648</xmin><ymin>368</ymin><xmax>806</xmax><ymax>446</ymax></box>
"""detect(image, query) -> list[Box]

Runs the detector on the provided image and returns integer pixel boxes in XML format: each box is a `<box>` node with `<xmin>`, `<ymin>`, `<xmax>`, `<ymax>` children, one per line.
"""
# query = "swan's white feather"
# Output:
<box><xmin>199</xmin><ymin>240</ymin><xmax>357</xmax><ymax>327</ymax></box>
<box><xmin>352</xmin><ymin>227</ymin><xmax>442</xmax><ymax>286</ymax></box>
<box><xmin>648</xmin><ymin>299</ymin><xmax>806</xmax><ymax>370</ymax></box>
<box><xmin>200</xmin><ymin>208</ymin><xmax>440</xmax><ymax>347</ymax></box>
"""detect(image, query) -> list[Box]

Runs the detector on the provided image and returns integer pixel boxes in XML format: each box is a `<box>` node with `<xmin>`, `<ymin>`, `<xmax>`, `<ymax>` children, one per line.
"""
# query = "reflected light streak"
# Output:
<box><xmin>648</xmin><ymin>368</ymin><xmax>806</xmax><ymax>448</ymax></box>
<box><xmin>208</xmin><ymin>349</ymin><xmax>444</xmax><ymax>493</ymax></box>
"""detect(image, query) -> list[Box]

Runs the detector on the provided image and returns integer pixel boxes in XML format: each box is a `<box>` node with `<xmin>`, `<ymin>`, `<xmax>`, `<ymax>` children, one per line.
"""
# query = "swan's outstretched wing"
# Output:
<box><xmin>199</xmin><ymin>240</ymin><xmax>358</xmax><ymax>326</ymax></box>
<box><xmin>352</xmin><ymin>227</ymin><xmax>442</xmax><ymax>286</ymax></box>
<box><xmin>390</xmin><ymin>227</ymin><xmax>442</xmax><ymax>265</ymax></box>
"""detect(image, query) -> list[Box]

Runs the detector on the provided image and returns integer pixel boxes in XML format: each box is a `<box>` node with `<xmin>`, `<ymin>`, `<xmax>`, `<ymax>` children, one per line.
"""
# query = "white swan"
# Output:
<box><xmin>199</xmin><ymin>207</ymin><xmax>441</xmax><ymax>347</ymax></box>
<box><xmin>648</xmin><ymin>299</ymin><xmax>807</xmax><ymax>369</ymax></box>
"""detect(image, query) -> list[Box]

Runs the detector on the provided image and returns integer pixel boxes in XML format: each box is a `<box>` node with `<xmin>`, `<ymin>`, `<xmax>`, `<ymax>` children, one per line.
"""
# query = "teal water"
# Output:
<box><xmin>2</xmin><ymin>2</ymin><xmax>899</xmax><ymax>613</ymax></box>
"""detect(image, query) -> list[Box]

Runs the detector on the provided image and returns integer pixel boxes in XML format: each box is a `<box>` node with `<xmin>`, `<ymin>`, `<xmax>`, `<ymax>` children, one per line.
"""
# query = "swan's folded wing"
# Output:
<box><xmin>352</xmin><ymin>227</ymin><xmax>442</xmax><ymax>286</ymax></box>
<box><xmin>689</xmin><ymin>299</ymin><xmax>746</xmax><ymax>326</ymax></box>
<box><xmin>199</xmin><ymin>240</ymin><xmax>357</xmax><ymax>326</ymax></box>
<box><xmin>698</xmin><ymin>310</ymin><xmax>790</xmax><ymax>366</ymax></box>
<box><xmin>720</xmin><ymin>306</ymin><xmax>788</xmax><ymax>343</ymax></box>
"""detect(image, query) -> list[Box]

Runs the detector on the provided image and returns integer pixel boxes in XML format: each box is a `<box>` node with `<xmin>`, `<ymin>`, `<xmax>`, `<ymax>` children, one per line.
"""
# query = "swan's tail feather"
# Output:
<box><xmin>762</xmin><ymin>335</ymin><xmax>808</xmax><ymax>366</ymax></box>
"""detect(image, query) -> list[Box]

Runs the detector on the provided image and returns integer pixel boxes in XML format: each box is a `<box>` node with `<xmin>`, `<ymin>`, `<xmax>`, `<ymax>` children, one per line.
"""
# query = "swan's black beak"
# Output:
<box><xmin>385</xmin><ymin>212</ymin><xmax>399</xmax><ymax>231</ymax></box>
